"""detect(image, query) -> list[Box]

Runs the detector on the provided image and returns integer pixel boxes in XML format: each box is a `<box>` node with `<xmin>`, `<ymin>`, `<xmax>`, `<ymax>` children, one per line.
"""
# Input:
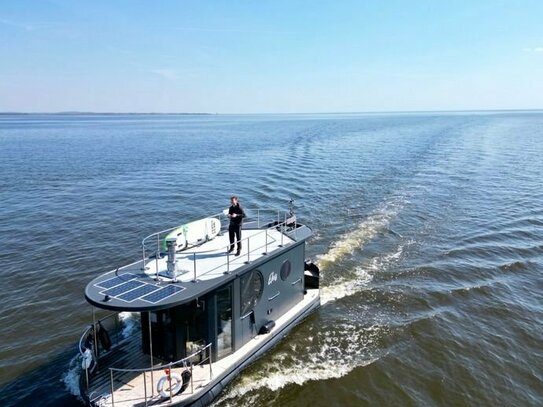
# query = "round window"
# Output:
<box><xmin>280</xmin><ymin>260</ymin><xmax>291</xmax><ymax>281</ymax></box>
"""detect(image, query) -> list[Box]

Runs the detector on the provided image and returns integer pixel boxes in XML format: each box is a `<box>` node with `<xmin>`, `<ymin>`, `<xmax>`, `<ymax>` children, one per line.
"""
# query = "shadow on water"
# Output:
<box><xmin>0</xmin><ymin>344</ymin><xmax>82</xmax><ymax>407</ymax></box>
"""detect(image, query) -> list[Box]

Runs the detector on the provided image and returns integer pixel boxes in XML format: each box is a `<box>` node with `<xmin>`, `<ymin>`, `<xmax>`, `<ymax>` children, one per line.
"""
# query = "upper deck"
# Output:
<box><xmin>85</xmin><ymin>209</ymin><xmax>313</xmax><ymax>311</ymax></box>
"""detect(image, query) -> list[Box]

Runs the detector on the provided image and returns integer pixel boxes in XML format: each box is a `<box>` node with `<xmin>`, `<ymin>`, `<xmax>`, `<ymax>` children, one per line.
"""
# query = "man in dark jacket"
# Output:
<box><xmin>228</xmin><ymin>195</ymin><xmax>246</xmax><ymax>256</ymax></box>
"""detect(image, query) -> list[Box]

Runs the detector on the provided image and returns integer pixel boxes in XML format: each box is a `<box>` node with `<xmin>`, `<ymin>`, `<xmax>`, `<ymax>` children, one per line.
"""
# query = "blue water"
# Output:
<box><xmin>1</xmin><ymin>112</ymin><xmax>542</xmax><ymax>406</ymax></box>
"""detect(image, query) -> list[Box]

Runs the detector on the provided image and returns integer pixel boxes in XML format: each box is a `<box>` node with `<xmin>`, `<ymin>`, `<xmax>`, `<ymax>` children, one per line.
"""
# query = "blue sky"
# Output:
<box><xmin>1</xmin><ymin>1</ymin><xmax>542</xmax><ymax>113</ymax></box>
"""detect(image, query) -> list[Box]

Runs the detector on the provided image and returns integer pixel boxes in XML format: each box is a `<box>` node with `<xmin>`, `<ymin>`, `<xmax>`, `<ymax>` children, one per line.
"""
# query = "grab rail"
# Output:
<box><xmin>140</xmin><ymin>208</ymin><xmax>298</xmax><ymax>282</ymax></box>
<box><xmin>105</xmin><ymin>343</ymin><xmax>213</xmax><ymax>407</ymax></box>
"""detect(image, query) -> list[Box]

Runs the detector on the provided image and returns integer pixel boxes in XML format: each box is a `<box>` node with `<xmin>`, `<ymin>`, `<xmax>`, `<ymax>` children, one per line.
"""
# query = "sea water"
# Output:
<box><xmin>0</xmin><ymin>112</ymin><xmax>542</xmax><ymax>406</ymax></box>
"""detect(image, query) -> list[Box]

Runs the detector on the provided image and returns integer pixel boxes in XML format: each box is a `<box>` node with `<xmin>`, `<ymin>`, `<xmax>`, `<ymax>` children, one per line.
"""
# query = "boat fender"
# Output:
<box><xmin>157</xmin><ymin>370</ymin><xmax>184</xmax><ymax>398</ymax></box>
<box><xmin>97</xmin><ymin>322</ymin><xmax>112</xmax><ymax>352</ymax></box>
<box><xmin>181</xmin><ymin>369</ymin><xmax>192</xmax><ymax>392</ymax></box>
<box><xmin>258</xmin><ymin>320</ymin><xmax>275</xmax><ymax>335</ymax></box>
<box><xmin>81</xmin><ymin>348</ymin><xmax>93</xmax><ymax>370</ymax></box>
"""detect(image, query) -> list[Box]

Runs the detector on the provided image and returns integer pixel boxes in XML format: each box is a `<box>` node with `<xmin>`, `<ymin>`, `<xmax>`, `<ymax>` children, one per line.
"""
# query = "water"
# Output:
<box><xmin>1</xmin><ymin>112</ymin><xmax>542</xmax><ymax>406</ymax></box>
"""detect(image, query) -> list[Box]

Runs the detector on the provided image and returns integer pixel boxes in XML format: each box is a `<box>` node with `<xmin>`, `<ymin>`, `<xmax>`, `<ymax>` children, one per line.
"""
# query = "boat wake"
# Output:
<box><xmin>317</xmin><ymin>196</ymin><xmax>405</xmax><ymax>268</ymax></box>
<box><xmin>213</xmin><ymin>198</ymin><xmax>408</xmax><ymax>406</ymax></box>
<box><xmin>212</xmin><ymin>323</ymin><xmax>383</xmax><ymax>407</ymax></box>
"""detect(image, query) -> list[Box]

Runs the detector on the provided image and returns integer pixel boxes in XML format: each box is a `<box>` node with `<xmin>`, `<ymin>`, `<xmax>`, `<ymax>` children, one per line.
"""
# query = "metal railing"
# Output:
<box><xmin>79</xmin><ymin>311</ymin><xmax>127</xmax><ymax>390</ymax></box>
<box><xmin>103</xmin><ymin>343</ymin><xmax>213</xmax><ymax>407</ymax></box>
<box><xmin>140</xmin><ymin>208</ymin><xmax>298</xmax><ymax>282</ymax></box>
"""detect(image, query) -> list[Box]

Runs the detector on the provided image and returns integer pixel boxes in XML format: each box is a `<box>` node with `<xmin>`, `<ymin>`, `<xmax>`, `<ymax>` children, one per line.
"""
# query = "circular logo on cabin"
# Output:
<box><xmin>280</xmin><ymin>260</ymin><xmax>291</xmax><ymax>281</ymax></box>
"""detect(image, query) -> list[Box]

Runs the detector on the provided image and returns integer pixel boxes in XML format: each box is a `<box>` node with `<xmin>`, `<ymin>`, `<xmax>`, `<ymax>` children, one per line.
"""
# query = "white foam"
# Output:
<box><xmin>213</xmin><ymin>323</ymin><xmax>383</xmax><ymax>406</ymax></box>
<box><xmin>317</xmin><ymin>197</ymin><xmax>405</xmax><ymax>268</ymax></box>
<box><xmin>62</xmin><ymin>353</ymin><xmax>82</xmax><ymax>398</ymax></box>
<box><xmin>321</xmin><ymin>266</ymin><xmax>373</xmax><ymax>305</ymax></box>
<box><xmin>118</xmin><ymin>311</ymin><xmax>139</xmax><ymax>338</ymax></box>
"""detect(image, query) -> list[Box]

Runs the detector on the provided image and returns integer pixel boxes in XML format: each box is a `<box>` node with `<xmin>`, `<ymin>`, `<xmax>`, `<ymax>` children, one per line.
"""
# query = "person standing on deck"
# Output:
<box><xmin>228</xmin><ymin>195</ymin><xmax>246</xmax><ymax>256</ymax></box>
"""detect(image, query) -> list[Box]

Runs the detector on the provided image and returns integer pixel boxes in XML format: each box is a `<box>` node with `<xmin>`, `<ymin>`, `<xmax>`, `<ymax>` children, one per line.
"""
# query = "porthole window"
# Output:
<box><xmin>280</xmin><ymin>260</ymin><xmax>291</xmax><ymax>281</ymax></box>
<box><xmin>240</xmin><ymin>270</ymin><xmax>264</xmax><ymax>316</ymax></box>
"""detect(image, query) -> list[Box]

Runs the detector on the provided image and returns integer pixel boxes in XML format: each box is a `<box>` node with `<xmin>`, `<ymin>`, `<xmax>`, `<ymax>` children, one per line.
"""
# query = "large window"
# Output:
<box><xmin>240</xmin><ymin>270</ymin><xmax>264</xmax><ymax>316</ymax></box>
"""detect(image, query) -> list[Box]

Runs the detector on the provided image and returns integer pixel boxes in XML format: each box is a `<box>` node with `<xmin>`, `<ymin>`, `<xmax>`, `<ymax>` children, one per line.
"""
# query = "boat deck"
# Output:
<box><xmin>145</xmin><ymin>227</ymin><xmax>295</xmax><ymax>282</ymax></box>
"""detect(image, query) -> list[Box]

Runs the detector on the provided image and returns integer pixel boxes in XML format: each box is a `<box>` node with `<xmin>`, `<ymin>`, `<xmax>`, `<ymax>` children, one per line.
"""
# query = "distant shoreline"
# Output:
<box><xmin>0</xmin><ymin>112</ymin><xmax>214</xmax><ymax>116</ymax></box>
<box><xmin>0</xmin><ymin>109</ymin><xmax>542</xmax><ymax>116</ymax></box>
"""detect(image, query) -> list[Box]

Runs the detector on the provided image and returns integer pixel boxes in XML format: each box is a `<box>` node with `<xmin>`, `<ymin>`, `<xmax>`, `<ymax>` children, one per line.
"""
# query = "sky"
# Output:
<box><xmin>1</xmin><ymin>0</ymin><xmax>542</xmax><ymax>113</ymax></box>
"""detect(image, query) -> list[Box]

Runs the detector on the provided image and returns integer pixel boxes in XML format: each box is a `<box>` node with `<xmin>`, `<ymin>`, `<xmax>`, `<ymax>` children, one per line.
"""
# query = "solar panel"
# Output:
<box><xmin>141</xmin><ymin>285</ymin><xmax>185</xmax><ymax>304</ymax></box>
<box><xmin>102</xmin><ymin>280</ymin><xmax>144</xmax><ymax>297</ymax></box>
<box><xmin>95</xmin><ymin>273</ymin><xmax>137</xmax><ymax>289</ymax></box>
<box><xmin>117</xmin><ymin>283</ymin><xmax>161</xmax><ymax>302</ymax></box>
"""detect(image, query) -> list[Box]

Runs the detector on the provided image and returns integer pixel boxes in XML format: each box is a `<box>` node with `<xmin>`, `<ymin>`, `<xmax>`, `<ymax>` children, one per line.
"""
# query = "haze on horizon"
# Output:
<box><xmin>1</xmin><ymin>1</ymin><xmax>542</xmax><ymax>114</ymax></box>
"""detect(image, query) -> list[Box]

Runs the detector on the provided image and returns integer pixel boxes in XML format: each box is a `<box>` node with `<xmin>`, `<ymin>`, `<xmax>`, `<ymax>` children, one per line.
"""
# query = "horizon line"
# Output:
<box><xmin>1</xmin><ymin>108</ymin><xmax>542</xmax><ymax>116</ymax></box>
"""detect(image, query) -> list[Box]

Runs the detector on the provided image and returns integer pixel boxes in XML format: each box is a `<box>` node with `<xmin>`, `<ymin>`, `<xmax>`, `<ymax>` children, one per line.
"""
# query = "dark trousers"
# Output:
<box><xmin>229</xmin><ymin>224</ymin><xmax>242</xmax><ymax>251</ymax></box>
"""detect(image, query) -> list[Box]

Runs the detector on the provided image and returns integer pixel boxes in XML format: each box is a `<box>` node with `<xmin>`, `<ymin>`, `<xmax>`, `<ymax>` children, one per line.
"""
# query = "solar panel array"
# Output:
<box><xmin>94</xmin><ymin>273</ymin><xmax>185</xmax><ymax>304</ymax></box>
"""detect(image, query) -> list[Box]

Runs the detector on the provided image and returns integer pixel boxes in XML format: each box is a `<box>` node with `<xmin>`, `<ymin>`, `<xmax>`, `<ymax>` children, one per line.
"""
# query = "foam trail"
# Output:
<box><xmin>317</xmin><ymin>196</ymin><xmax>405</xmax><ymax>268</ymax></box>
<box><xmin>213</xmin><ymin>323</ymin><xmax>383</xmax><ymax>407</ymax></box>
<box><xmin>321</xmin><ymin>266</ymin><xmax>373</xmax><ymax>305</ymax></box>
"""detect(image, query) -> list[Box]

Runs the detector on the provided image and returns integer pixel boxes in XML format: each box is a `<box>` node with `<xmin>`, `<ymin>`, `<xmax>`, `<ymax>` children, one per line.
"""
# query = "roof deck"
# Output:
<box><xmin>85</xmin><ymin>213</ymin><xmax>312</xmax><ymax>312</ymax></box>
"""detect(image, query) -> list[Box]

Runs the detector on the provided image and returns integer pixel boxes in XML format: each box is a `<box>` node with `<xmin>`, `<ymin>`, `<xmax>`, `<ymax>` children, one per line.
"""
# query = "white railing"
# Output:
<box><xmin>140</xmin><ymin>208</ymin><xmax>297</xmax><ymax>282</ymax></box>
<box><xmin>100</xmin><ymin>343</ymin><xmax>213</xmax><ymax>407</ymax></box>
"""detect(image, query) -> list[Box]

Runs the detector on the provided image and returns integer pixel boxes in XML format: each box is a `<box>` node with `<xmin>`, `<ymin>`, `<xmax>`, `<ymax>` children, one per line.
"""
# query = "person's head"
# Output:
<box><xmin>230</xmin><ymin>195</ymin><xmax>238</xmax><ymax>205</ymax></box>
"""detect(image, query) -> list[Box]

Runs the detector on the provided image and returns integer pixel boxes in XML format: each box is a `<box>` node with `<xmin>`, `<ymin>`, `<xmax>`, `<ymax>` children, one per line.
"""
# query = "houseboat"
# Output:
<box><xmin>76</xmin><ymin>204</ymin><xmax>320</xmax><ymax>407</ymax></box>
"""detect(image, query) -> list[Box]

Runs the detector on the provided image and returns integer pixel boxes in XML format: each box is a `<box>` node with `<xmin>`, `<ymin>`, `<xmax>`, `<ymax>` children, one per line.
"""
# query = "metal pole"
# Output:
<box><xmin>226</xmin><ymin>251</ymin><xmax>230</xmax><ymax>273</ymax></box>
<box><xmin>142</xmin><ymin>241</ymin><xmax>146</xmax><ymax>270</ymax></box>
<box><xmin>190</xmin><ymin>363</ymin><xmax>194</xmax><ymax>394</ymax></box>
<box><xmin>263</xmin><ymin>229</ymin><xmax>268</xmax><ymax>255</ymax></box>
<box><xmin>193</xmin><ymin>253</ymin><xmax>197</xmax><ymax>282</ymax></box>
<box><xmin>169</xmin><ymin>368</ymin><xmax>173</xmax><ymax>402</ymax></box>
<box><xmin>143</xmin><ymin>372</ymin><xmax>148</xmax><ymax>407</ymax></box>
<box><xmin>247</xmin><ymin>239</ymin><xmax>250</xmax><ymax>263</ymax></box>
<box><xmin>148</xmin><ymin>312</ymin><xmax>154</xmax><ymax>396</ymax></box>
<box><xmin>280</xmin><ymin>224</ymin><xmax>284</xmax><ymax>246</ymax></box>
<box><xmin>209</xmin><ymin>346</ymin><xmax>213</xmax><ymax>379</ymax></box>
<box><xmin>257</xmin><ymin>210</ymin><xmax>260</xmax><ymax>228</ymax></box>
<box><xmin>92</xmin><ymin>308</ymin><xmax>98</xmax><ymax>361</ymax></box>
<box><xmin>155</xmin><ymin>234</ymin><xmax>160</xmax><ymax>280</ymax></box>
<box><xmin>110</xmin><ymin>370</ymin><xmax>115</xmax><ymax>407</ymax></box>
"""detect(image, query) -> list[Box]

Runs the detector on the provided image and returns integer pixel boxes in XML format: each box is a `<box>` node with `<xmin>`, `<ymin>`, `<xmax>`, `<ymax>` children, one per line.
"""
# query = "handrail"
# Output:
<box><xmin>107</xmin><ymin>343</ymin><xmax>213</xmax><ymax>406</ymax></box>
<box><xmin>78</xmin><ymin>312</ymin><xmax>120</xmax><ymax>356</ymax></box>
<box><xmin>140</xmin><ymin>207</ymin><xmax>297</xmax><ymax>282</ymax></box>
<box><xmin>109</xmin><ymin>343</ymin><xmax>212</xmax><ymax>373</ymax></box>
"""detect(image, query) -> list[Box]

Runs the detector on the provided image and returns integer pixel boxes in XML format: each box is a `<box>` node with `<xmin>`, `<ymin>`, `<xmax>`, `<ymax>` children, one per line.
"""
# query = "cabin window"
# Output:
<box><xmin>240</xmin><ymin>270</ymin><xmax>264</xmax><ymax>316</ymax></box>
<box><xmin>216</xmin><ymin>286</ymin><xmax>232</xmax><ymax>359</ymax></box>
<box><xmin>280</xmin><ymin>260</ymin><xmax>291</xmax><ymax>281</ymax></box>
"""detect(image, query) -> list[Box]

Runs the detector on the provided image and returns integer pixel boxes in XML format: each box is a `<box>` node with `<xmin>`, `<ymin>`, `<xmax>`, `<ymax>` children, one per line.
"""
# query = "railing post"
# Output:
<box><xmin>193</xmin><ymin>253</ymin><xmax>197</xmax><ymax>282</ymax></box>
<box><xmin>142</xmin><ymin>241</ymin><xmax>146</xmax><ymax>270</ymax></box>
<box><xmin>155</xmin><ymin>234</ymin><xmax>160</xmax><ymax>280</ymax></box>
<box><xmin>257</xmin><ymin>210</ymin><xmax>260</xmax><ymax>228</ymax></box>
<box><xmin>148</xmin><ymin>312</ymin><xmax>154</xmax><ymax>397</ymax></box>
<box><xmin>246</xmin><ymin>238</ymin><xmax>250</xmax><ymax>263</ymax></box>
<box><xmin>263</xmin><ymin>230</ymin><xmax>268</xmax><ymax>255</ymax></box>
<box><xmin>226</xmin><ymin>251</ymin><xmax>230</xmax><ymax>274</ymax></box>
<box><xmin>110</xmin><ymin>370</ymin><xmax>115</xmax><ymax>407</ymax></box>
<box><xmin>169</xmin><ymin>367</ymin><xmax>173</xmax><ymax>402</ymax></box>
<box><xmin>209</xmin><ymin>346</ymin><xmax>213</xmax><ymax>379</ymax></box>
<box><xmin>190</xmin><ymin>363</ymin><xmax>194</xmax><ymax>394</ymax></box>
<box><xmin>144</xmin><ymin>372</ymin><xmax>148</xmax><ymax>407</ymax></box>
<box><xmin>280</xmin><ymin>224</ymin><xmax>284</xmax><ymax>247</ymax></box>
<box><xmin>92</xmin><ymin>308</ymin><xmax>99</xmax><ymax>363</ymax></box>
